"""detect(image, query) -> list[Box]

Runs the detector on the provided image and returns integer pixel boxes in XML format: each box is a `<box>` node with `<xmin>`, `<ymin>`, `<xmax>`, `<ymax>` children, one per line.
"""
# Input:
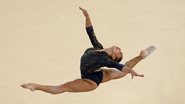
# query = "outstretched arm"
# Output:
<box><xmin>79</xmin><ymin>7</ymin><xmax>92</xmax><ymax>27</ymax></box>
<box><xmin>120</xmin><ymin>52</ymin><xmax>145</xmax><ymax>79</ymax></box>
<box><xmin>79</xmin><ymin>7</ymin><xmax>103</xmax><ymax>49</ymax></box>
<box><xmin>102</xmin><ymin>55</ymin><xmax>143</xmax><ymax>79</ymax></box>
<box><xmin>122</xmin><ymin>46</ymin><xmax>156</xmax><ymax>78</ymax></box>
<box><xmin>101</xmin><ymin>53</ymin><xmax>144</xmax><ymax>83</ymax></box>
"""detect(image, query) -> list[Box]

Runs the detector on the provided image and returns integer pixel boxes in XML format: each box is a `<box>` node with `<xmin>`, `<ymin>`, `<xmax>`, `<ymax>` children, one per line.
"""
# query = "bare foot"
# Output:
<box><xmin>140</xmin><ymin>45</ymin><xmax>156</xmax><ymax>59</ymax></box>
<box><xmin>21</xmin><ymin>83</ymin><xmax>38</xmax><ymax>91</ymax></box>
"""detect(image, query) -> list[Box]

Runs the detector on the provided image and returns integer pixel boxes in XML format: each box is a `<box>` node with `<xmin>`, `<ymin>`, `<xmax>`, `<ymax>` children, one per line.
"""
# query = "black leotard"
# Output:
<box><xmin>80</xmin><ymin>26</ymin><xmax>124</xmax><ymax>86</ymax></box>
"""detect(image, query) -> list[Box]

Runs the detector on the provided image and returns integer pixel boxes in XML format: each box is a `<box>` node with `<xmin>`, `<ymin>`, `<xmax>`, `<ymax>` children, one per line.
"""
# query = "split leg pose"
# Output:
<box><xmin>21</xmin><ymin>7</ymin><xmax>156</xmax><ymax>94</ymax></box>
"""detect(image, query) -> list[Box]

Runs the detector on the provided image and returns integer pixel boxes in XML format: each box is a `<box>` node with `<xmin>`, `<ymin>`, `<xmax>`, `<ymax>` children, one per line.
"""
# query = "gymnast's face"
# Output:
<box><xmin>112</xmin><ymin>46</ymin><xmax>123</xmax><ymax>62</ymax></box>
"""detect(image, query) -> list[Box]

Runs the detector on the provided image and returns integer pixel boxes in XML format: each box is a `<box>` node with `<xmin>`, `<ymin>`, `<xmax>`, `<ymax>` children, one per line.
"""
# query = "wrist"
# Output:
<box><xmin>85</xmin><ymin>16</ymin><xmax>90</xmax><ymax>19</ymax></box>
<box><xmin>123</xmin><ymin>66</ymin><xmax>131</xmax><ymax>73</ymax></box>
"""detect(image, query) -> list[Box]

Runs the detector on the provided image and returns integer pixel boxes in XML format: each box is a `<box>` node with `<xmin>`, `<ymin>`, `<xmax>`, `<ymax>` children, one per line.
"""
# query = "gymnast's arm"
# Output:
<box><xmin>102</xmin><ymin>56</ymin><xmax>143</xmax><ymax>78</ymax></box>
<box><xmin>79</xmin><ymin>7</ymin><xmax>103</xmax><ymax>49</ymax></box>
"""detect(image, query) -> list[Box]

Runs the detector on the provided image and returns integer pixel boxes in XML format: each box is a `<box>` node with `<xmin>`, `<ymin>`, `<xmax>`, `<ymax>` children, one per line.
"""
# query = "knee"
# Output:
<box><xmin>124</xmin><ymin>62</ymin><xmax>131</xmax><ymax>69</ymax></box>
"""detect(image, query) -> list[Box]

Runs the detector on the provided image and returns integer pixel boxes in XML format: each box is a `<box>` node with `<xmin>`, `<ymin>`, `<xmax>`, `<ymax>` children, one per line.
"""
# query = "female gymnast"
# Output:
<box><xmin>21</xmin><ymin>7</ymin><xmax>156</xmax><ymax>94</ymax></box>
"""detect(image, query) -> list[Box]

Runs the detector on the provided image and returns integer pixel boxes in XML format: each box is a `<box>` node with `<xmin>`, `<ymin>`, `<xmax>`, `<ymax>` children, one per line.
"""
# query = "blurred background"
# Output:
<box><xmin>0</xmin><ymin>0</ymin><xmax>185</xmax><ymax>104</ymax></box>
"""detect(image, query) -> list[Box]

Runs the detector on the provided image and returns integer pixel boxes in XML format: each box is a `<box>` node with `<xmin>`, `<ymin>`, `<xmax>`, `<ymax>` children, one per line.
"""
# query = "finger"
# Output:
<box><xmin>131</xmin><ymin>73</ymin><xmax>134</xmax><ymax>79</ymax></box>
<box><xmin>79</xmin><ymin>7</ymin><xmax>84</xmax><ymax>11</ymax></box>
<box><xmin>135</xmin><ymin>74</ymin><xmax>144</xmax><ymax>77</ymax></box>
<box><xmin>130</xmin><ymin>70</ymin><xmax>135</xmax><ymax>79</ymax></box>
<box><xmin>138</xmin><ymin>74</ymin><xmax>144</xmax><ymax>77</ymax></box>
<box><xmin>79</xmin><ymin>7</ymin><xmax>86</xmax><ymax>11</ymax></box>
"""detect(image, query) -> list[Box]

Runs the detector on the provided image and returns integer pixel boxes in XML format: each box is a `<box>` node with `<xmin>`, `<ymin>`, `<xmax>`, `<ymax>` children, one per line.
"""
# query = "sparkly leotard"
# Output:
<box><xmin>80</xmin><ymin>26</ymin><xmax>124</xmax><ymax>86</ymax></box>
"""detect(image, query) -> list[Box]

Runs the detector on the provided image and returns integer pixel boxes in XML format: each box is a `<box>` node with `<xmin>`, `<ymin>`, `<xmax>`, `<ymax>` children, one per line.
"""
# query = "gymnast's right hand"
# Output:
<box><xmin>79</xmin><ymin>7</ymin><xmax>89</xmax><ymax>17</ymax></box>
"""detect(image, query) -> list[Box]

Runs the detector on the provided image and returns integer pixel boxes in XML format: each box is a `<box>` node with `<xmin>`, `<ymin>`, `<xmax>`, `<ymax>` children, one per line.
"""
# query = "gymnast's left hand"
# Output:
<box><xmin>130</xmin><ymin>69</ymin><xmax>144</xmax><ymax>79</ymax></box>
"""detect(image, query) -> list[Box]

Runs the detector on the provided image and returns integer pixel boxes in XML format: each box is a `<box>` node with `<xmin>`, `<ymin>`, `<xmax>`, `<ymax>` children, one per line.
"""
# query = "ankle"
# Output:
<box><xmin>138</xmin><ymin>55</ymin><xmax>144</xmax><ymax>60</ymax></box>
<box><xmin>34</xmin><ymin>84</ymin><xmax>40</xmax><ymax>90</ymax></box>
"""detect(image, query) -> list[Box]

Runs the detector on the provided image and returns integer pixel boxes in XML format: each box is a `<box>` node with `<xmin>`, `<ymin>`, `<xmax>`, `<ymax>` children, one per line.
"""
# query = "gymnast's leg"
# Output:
<box><xmin>102</xmin><ymin>46</ymin><xmax>156</xmax><ymax>82</ymax></box>
<box><xmin>21</xmin><ymin>78</ymin><xmax>97</xmax><ymax>94</ymax></box>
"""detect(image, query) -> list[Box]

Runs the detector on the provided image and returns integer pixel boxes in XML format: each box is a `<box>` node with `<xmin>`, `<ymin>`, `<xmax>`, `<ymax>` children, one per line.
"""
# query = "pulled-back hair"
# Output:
<box><xmin>115</xmin><ymin>52</ymin><xmax>123</xmax><ymax>63</ymax></box>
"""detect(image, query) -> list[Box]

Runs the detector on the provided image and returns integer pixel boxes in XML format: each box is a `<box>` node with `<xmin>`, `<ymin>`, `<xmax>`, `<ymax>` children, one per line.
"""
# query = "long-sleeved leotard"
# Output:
<box><xmin>86</xmin><ymin>26</ymin><xmax>104</xmax><ymax>49</ymax></box>
<box><xmin>80</xmin><ymin>26</ymin><xmax>124</xmax><ymax>86</ymax></box>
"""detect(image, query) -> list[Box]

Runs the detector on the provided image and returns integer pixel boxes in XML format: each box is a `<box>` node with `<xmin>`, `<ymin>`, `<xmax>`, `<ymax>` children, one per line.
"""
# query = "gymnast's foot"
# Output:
<box><xmin>21</xmin><ymin>83</ymin><xmax>38</xmax><ymax>91</ymax></box>
<box><xmin>140</xmin><ymin>45</ymin><xmax>156</xmax><ymax>59</ymax></box>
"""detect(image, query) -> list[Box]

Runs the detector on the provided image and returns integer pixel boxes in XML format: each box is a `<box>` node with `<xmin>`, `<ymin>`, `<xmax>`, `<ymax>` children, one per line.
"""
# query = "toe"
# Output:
<box><xmin>21</xmin><ymin>84</ymin><xmax>26</xmax><ymax>88</ymax></box>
